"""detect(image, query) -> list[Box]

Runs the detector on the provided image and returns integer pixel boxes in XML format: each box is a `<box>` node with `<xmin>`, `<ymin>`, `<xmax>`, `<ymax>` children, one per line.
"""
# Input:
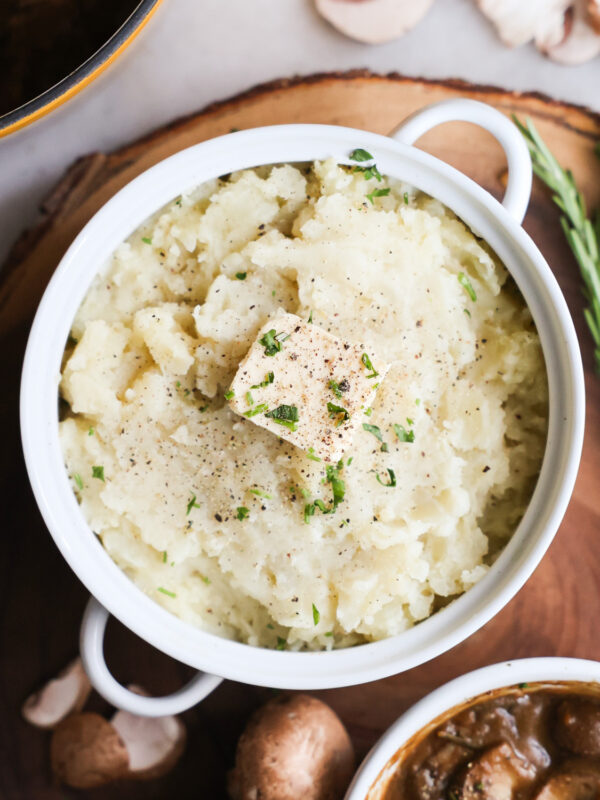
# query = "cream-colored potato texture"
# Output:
<box><xmin>228</xmin><ymin>312</ymin><xmax>389</xmax><ymax>462</ymax></box>
<box><xmin>59</xmin><ymin>159</ymin><xmax>548</xmax><ymax>651</ymax></box>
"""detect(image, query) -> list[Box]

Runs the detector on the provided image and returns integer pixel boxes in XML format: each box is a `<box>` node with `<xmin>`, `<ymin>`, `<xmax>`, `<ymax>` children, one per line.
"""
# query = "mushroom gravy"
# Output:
<box><xmin>377</xmin><ymin>684</ymin><xmax>600</xmax><ymax>800</ymax></box>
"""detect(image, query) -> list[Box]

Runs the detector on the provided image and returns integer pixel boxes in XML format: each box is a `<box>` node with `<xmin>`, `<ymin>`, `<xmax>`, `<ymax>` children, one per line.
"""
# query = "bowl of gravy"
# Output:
<box><xmin>346</xmin><ymin>658</ymin><xmax>600</xmax><ymax>800</ymax></box>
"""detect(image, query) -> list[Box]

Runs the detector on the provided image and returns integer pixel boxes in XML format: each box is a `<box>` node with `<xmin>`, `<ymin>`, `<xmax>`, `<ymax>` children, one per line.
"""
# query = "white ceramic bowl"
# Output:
<box><xmin>346</xmin><ymin>657</ymin><xmax>600</xmax><ymax>799</ymax></box>
<box><xmin>21</xmin><ymin>99</ymin><xmax>585</xmax><ymax>717</ymax></box>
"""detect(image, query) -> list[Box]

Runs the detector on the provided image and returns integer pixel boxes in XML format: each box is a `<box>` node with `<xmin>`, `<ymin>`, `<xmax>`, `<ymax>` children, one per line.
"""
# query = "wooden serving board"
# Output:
<box><xmin>1</xmin><ymin>72</ymin><xmax>599</xmax><ymax>799</ymax></box>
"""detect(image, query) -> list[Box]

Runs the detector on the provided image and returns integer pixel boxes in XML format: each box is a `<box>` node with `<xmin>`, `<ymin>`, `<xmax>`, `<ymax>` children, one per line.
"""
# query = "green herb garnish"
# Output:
<box><xmin>265</xmin><ymin>404</ymin><xmax>299</xmax><ymax>431</ymax></box>
<box><xmin>312</xmin><ymin>603</ymin><xmax>320</xmax><ymax>626</ymax></box>
<box><xmin>308</xmin><ymin>309</ymin><xmax>313</xmax><ymax>323</ymax></box>
<box><xmin>362</xmin><ymin>423</ymin><xmax>388</xmax><ymax>451</ymax></box>
<box><xmin>246</xmin><ymin>391</ymin><xmax>254</xmax><ymax>406</ymax></box>
<box><xmin>236</xmin><ymin>506</ymin><xmax>249</xmax><ymax>521</ymax></box>
<box><xmin>88</xmin><ymin>427</ymin><xmax>94</xmax><ymax>436</ymax></box>
<box><xmin>325</xmin><ymin>631</ymin><xmax>334</xmax><ymax>637</ymax></box>
<box><xmin>276</xmin><ymin>636</ymin><xmax>287</xmax><ymax>650</ymax></box>
<box><xmin>307</xmin><ymin>447</ymin><xmax>321</xmax><ymax>462</ymax></box>
<box><xmin>157</xmin><ymin>587</ymin><xmax>176</xmax><ymax>598</ymax></box>
<box><xmin>250</xmin><ymin>372</ymin><xmax>274</xmax><ymax>389</ymax></box>
<box><xmin>162</xmin><ymin>550</ymin><xmax>167</xmax><ymax>563</ymax></box>
<box><xmin>186</xmin><ymin>492</ymin><xmax>200</xmax><ymax>514</ymax></box>
<box><xmin>243</xmin><ymin>402</ymin><xmax>269</xmax><ymax>418</ymax></box>
<box><xmin>394</xmin><ymin>422</ymin><xmax>415</xmax><ymax>443</ymax></box>
<box><xmin>366</xmin><ymin>187</ymin><xmax>391</xmax><ymax>204</ymax></box>
<box><xmin>201</xmin><ymin>575</ymin><xmax>211</xmax><ymax>584</ymax></box>
<box><xmin>73</xmin><ymin>473</ymin><xmax>83</xmax><ymax>490</ymax></box>
<box><xmin>224</xmin><ymin>389</ymin><xmax>235</xmax><ymax>400</ymax></box>
<box><xmin>458</xmin><ymin>272</ymin><xmax>477</xmax><ymax>302</ymax></box>
<box><xmin>329</xmin><ymin>378</ymin><xmax>349</xmax><ymax>398</ymax></box>
<box><xmin>361</xmin><ymin>352</ymin><xmax>379</xmax><ymax>378</ymax></box>
<box><xmin>142</xmin><ymin>236</ymin><xmax>152</xmax><ymax>245</ymax></box>
<box><xmin>249</xmin><ymin>488</ymin><xmax>272</xmax><ymax>499</ymax></box>
<box><xmin>92</xmin><ymin>466</ymin><xmax>104</xmax><ymax>482</ymax></box>
<box><xmin>325</xmin><ymin>462</ymin><xmax>345</xmax><ymax>509</ymax></box>
<box><xmin>350</xmin><ymin>148</ymin><xmax>374</xmax><ymax>162</ymax></box>
<box><xmin>259</xmin><ymin>329</ymin><xmax>288</xmax><ymax>356</ymax></box>
<box><xmin>235</xmin><ymin>272</ymin><xmax>247</xmax><ymax>280</ymax></box>
<box><xmin>327</xmin><ymin>402</ymin><xmax>350</xmax><ymax>427</ymax></box>
<box><xmin>404</xmin><ymin>192</ymin><xmax>409</xmax><ymax>205</ymax></box>
<box><xmin>515</xmin><ymin>115</ymin><xmax>600</xmax><ymax>372</ymax></box>
<box><xmin>376</xmin><ymin>468</ymin><xmax>396</xmax><ymax>487</ymax></box>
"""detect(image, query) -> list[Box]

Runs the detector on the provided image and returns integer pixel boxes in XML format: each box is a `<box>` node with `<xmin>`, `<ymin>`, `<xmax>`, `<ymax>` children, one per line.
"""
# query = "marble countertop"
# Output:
<box><xmin>1</xmin><ymin>0</ymin><xmax>598</xmax><ymax>266</ymax></box>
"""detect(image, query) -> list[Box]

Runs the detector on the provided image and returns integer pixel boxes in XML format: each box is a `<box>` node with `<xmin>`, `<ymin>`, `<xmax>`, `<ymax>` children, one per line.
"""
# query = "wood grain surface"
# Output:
<box><xmin>1</xmin><ymin>72</ymin><xmax>599</xmax><ymax>799</ymax></box>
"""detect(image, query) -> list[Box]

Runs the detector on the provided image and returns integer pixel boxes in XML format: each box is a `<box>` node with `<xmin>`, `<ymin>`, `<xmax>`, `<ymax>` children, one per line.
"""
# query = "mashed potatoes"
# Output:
<box><xmin>59</xmin><ymin>159</ymin><xmax>548</xmax><ymax>650</ymax></box>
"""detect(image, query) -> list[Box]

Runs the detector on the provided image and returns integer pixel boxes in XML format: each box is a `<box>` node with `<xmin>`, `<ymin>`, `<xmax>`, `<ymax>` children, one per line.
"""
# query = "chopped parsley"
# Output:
<box><xmin>349</xmin><ymin>148</ymin><xmax>374</xmax><ymax>162</ymax></box>
<box><xmin>88</xmin><ymin>427</ymin><xmax>94</xmax><ymax>436</ymax></box>
<box><xmin>243</xmin><ymin>402</ymin><xmax>269</xmax><ymax>418</ymax></box>
<box><xmin>249</xmin><ymin>488</ymin><xmax>272</xmax><ymax>499</ymax></box>
<box><xmin>363</xmin><ymin>423</ymin><xmax>387</xmax><ymax>452</ymax></box>
<box><xmin>404</xmin><ymin>192</ymin><xmax>409</xmax><ymax>205</ymax></box>
<box><xmin>394</xmin><ymin>422</ymin><xmax>415</xmax><ymax>443</ymax></box>
<box><xmin>162</xmin><ymin>550</ymin><xmax>167</xmax><ymax>563</ymax></box>
<box><xmin>235</xmin><ymin>272</ymin><xmax>247</xmax><ymax>280</ymax></box>
<box><xmin>245</xmin><ymin>391</ymin><xmax>254</xmax><ymax>406</ymax></box>
<box><xmin>349</xmin><ymin>148</ymin><xmax>383</xmax><ymax>181</ymax></box>
<box><xmin>308</xmin><ymin>309</ymin><xmax>313</xmax><ymax>323</ymax></box>
<box><xmin>236</xmin><ymin>506</ymin><xmax>249</xmax><ymax>521</ymax></box>
<box><xmin>250</xmin><ymin>372</ymin><xmax>274</xmax><ymax>389</ymax></box>
<box><xmin>73</xmin><ymin>473</ymin><xmax>83</xmax><ymax>491</ymax></box>
<box><xmin>174</xmin><ymin>197</ymin><xmax>182</xmax><ymax>207</ymax></box>
<box><xmin>91</xmin><ymin>466</ymin><xmax>104</xmax><ymax>482</ymax></box>
<box><xmin>325</xmin><ymin>631</ymin><xmax>334</xmax><ymax>637</ymax></box>
<box><xmin>157</xmin><ymin>587</ymin><xmax>176</xmax><ymax>598</ymax></box>
<box><xmin>186</xmin><ymin>492</ymin><xmax>201</xmax><ymax>515</ymax></box>
<box><xmin>141</xmin><ymin>236</ymin><xmax>152</xmax><ymax>245</ymax></box>
<box><xmin>276</xmin><ymin>636</ymin><xmax>286</xmax><ymax>651</ymax></box>
<box><xmin>266</xmin><ymin>623</ymin><xmax>274</xmax><ymax>630</ymax></box>
<box><xmin>201</xmin><ymin>576</ymin><xmax>211</xmax><ymax>585</ymax></box>
<box><xmin>326</xmin><ymin>462</ymin><xmax>345</xmax><ymax>509</ymax></box>
<box><xmin>376</xmin><ymin>468</ymin><xmax>396</xmax><ymax>487</ymax></box>
<box><xmin>366</xmin><ymin>187</ymin><xmax>391</xmax><ymax>204</ymax></box>
<box><xmin>364</xmin><ymin>407</ymin><xmax>373</xmax><ymax>417</ymax></box>
<box><xmin>224</xmin><ymin>389</ymin><xmax>235</xmax><ymax>400</ymax></box>
<box><xmin>312</xmin><ymin>603</ymin><xmax>320</xmax><ymax>626</ymax></box>
<box><xmin>259</xmin><ymin>329</ymin><xmax>288</xmax><ymax>356</ymax></box>
<box><xmin>307</xmin><ymin>447</ymin><xmax>321</xmax><ymax>462</ymax></box>
<box><xmin>415</xmin><ymin>398</ymin><xmax>421</xmax><ymax>406</ymax></box>
<box><xmin>327</xmin><ymin>402</ymin><xmax>350</xmax><ymax>427</ymax></box>
<box><xmin>361</xmin><ymin>352</ymin><xmax>379</xmax><ymax>379</ymax></box>
<box><xmin>304</xmin><ymin>462</ymin><xmax>345</xmax><ymax>523</ymax></box>
<box><xmin>464</xmin><ymin>308</ymin><xmax>472</xmax><ymax>318</ymax></box>
<box><xmin>265</xmin><ymin>404</ymin><xmax>299</xmax><ymax>431</ymax></box>
<box><xmin>518</xmin><ymin>682</ymin><xmax>529</xmax><ymax>689</ymax></box>
<box><xmin>458</xmin><ymin>272</ymin><xmax>477</xmax><ymax>302</ymax></box>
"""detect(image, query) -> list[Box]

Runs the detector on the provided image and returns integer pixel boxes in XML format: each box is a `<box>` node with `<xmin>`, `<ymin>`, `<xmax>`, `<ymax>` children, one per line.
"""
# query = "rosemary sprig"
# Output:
<box><xmin>514</xmin><ymin>115</ymin><xmax>600</xmax><ymax>373</ymax></box>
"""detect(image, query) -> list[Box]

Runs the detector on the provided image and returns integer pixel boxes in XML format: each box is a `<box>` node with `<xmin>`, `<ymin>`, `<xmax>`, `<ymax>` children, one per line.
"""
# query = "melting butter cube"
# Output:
<box><xmin>228</xmin><ymin>312</ymin><xmax>389</xmax><ymax>462</ymax></box>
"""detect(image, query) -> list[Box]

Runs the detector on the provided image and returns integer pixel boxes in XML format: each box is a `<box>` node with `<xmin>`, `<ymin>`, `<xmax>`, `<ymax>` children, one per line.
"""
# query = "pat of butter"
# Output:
<box><xmin>228</xmin><ymin>312</ymin><xmax>389</xmax><ymax>462</ymax></box>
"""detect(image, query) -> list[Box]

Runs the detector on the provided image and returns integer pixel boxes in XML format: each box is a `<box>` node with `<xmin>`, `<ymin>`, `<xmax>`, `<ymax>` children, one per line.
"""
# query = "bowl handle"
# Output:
<box><xmin>80</xmin><ymin>596</ymin><xmax>223</xmax><ymax>717</ymax></box>
<box><xmin>390</xmin><ymin>98</ymin><xmax>532</xmax><ymax>224</ymax></box>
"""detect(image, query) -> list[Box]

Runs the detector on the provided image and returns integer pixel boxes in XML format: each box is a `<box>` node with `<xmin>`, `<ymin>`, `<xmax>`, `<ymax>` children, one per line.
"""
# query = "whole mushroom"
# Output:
<box><xmin>50</xmin><ymin>712</ymin><xmax>129</xmax><ymax>789</ymax></box>
<box><xmin>228</xmin><ymin>693</ymin><xmax>355</xmax><ymax>800</ymax></box>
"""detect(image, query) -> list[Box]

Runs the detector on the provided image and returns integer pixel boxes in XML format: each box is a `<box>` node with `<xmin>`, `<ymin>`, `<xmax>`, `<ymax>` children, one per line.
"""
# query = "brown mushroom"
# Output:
<box><xmin>449</xmin><ymin>742</ymin><xmax>536</xmax><ymax>800</ymax></box>
<box><xmin>22</xmin><ymin>657</ymin><xmax>92</xmax><ymax>729</ymax></box>
<box><xmin>110</xmin><ymin>686</ymin><xmax>187</xmax><ymax>781</ymax></box>
<box><xmin>314</xmin><ymin>0</ymin><xmax>435</xmax><ymax>45</ymax></box>
<box><xmin>534</xmin><ymin>759</ymin><xmax>600</xmax><ymax>799</ymax></box>
<box><xmin>554</xmin><ymin>698</ymin><xmax>600</xmax><ymax>757</ymax></box>
<box><xmin>228</xmin><ymin>693</ymin><xmax>355</xmax><ymax>800</ymax></box>
<box><xmin>50</xmin><ymin>712</ymin><xmax>129</xmax><ymax>789</ymax></box>
<box><xmin>588</xmin><ymin>0</ymin><xmax>600</xmax><ymax>32</ymax></box>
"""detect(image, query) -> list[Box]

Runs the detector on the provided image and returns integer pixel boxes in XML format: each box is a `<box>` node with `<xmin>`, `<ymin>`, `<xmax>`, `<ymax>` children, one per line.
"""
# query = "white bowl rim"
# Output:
<box><xmin>345</xmin><ymin>656</ymin><xmax>600</xmax><ymax>799</ymax></box>
<box><xmin>20</xmin><ymin>121</ymin><xmax>585</xmax><ymax>689</ymax></box>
